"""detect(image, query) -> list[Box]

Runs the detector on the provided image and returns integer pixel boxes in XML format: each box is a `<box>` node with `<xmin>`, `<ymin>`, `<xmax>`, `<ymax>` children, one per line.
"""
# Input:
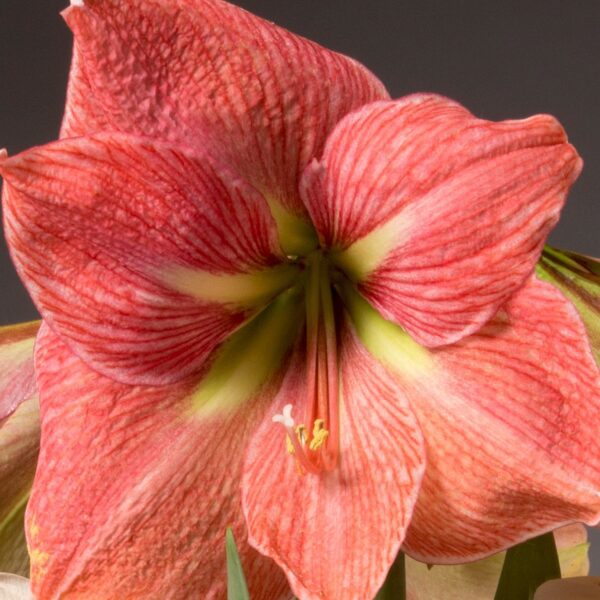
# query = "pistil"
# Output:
<box><xmin>272</xmin><ymin>252</ymin><xmax>340</xmax><ymax>475</ymax></box>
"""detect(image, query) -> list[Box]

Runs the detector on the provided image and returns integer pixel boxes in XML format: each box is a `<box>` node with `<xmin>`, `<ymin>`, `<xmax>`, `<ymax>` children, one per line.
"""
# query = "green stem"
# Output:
<box><xmin>375</xmin><ymin>550</ymin><xmax>406</xmax><ymax>600</ymax></box>
<box><xmin>494</xmin><ymin>532</ymin><xmax>561</xmax><ymax>600</ymax></box>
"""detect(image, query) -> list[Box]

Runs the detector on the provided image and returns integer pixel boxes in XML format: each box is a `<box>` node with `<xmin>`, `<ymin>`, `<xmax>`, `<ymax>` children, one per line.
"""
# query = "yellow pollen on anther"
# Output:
<box><xmin>285</xmin><ymin>424</ymin><xmax>307</xmax><ymax>454</ymax></box>
<box><xmin>296</xmin><ymin>424</ymin><xmax>307</xmax><ymax>443</ymax></box>
<box><xmin>285</xmin><ymin>434</ymin><xmax>295</xmax><ymax>454</ymax></box>
<box><xmin>309</xmin><ymin>419</ymin><xmax>329</xmax><ymax>451</ymax></box>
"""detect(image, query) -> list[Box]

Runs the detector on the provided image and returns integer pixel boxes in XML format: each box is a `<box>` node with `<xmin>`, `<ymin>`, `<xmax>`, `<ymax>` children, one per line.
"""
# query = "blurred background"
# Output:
<box><xmin>0</xmin><ymin>0</ymin><xmax>599</xmax><ymax>575</ymax></box>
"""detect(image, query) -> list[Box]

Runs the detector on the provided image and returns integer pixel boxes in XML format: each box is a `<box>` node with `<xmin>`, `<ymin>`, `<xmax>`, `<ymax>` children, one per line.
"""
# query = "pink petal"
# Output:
<box><xmin>302</xmin><ymin>94</ymin><xmax>582</xmax><ymax>346</ymax></box>
<box><xmin>62</xmin><ymin>0</ymin><xmax>388</xmax><ymax>216</ymax></box>
<box><xmin>1</xmin><ymin>134</ymin><xmax>285</xmax><ymax>385</ymax></box>
<box><xmin>0</xmin><ymin>322</ymin><xmax>39</xmax><ymax>423</ymax></box>
<box><xmin>243</xmin><ymin>325</ymin><xmax>425</xmax><ymax>600</ymax></box>
<box><xmin>27</xmin><ymin>324</ymin><xmax>289</xmax><ymax>599</ymax></box>
<box><xmin>400</xmin><ymin>277</ymin><xmax>600</xmax><ymax>562</ymax></box>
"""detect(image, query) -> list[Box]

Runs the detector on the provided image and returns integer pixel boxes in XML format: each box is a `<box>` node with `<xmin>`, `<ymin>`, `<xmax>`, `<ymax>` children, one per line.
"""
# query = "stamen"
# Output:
<box><xmin>272</xmin><ymin>404</ymin><xmax>329</xmax><ymax>473</ymax></box>
<box><xmin>319</xmin><ymin>263</ymin><xmax>340</xmax><ymax>471</ymax></box>
<box><xmin>309</xmin><ymin>419</ymin><xmax>329</xmax><ymax>451</ymax></box>
<box><xmin>273</xmin><ymin>252</ymin><xmax>341</xmax><ymax>475</ymax></box>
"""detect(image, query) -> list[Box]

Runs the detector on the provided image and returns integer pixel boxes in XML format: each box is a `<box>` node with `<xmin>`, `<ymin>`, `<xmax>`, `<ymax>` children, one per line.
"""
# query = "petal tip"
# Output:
<box><xmin>0</xmin><ymin>149</ymin><xmax>9</xmax><ymax>178</ymax></box>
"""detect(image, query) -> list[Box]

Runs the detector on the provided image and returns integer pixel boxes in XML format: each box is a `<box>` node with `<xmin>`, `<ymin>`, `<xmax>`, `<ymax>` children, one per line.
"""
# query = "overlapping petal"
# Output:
<box><xmin>0</xmin><ymin>396</ymin><xmax>40</xmax><ymax>577</ymax></box>
<box><xmin>0</xmin><ymin>322</ymin><xmax>39</xmax><ymax>423</ymax></box>
<box><xmin>1</xmin><ymin>134</ymin><xmax>289</xmax><ymax>385</ymax></box>
<box><xmin>27</xmin><ymin>324</ymin><xmax>290</xmax><ymax>599</ymax></box>
<box><xmin>303</xmin><ymin>94</ymin><xmax>581</xmax><ymax>346</ymax></box>
<box><xmin>243</xmin><ymin>325</ymin><xmax>425</xmax><ymax>600</ymax></box>
<box><xmin>538</xmin><ymin>246</ymin><xmax>600</xmax><ymax>364</ymax></box>
<box><xmin>397</xmin><ymin>278</ymin><xmax>600</xmax><ymax>562</ymax></box>
<box><xmin>62</xmin><ymin>0</ymin><xmax>388</xmax><ymax>219</ymax></box>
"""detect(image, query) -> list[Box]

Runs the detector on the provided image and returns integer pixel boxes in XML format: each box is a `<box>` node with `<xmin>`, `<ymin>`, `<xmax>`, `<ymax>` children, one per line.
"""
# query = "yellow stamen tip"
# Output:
<box><xmin>285</xmin><ymin>434</ymin><xmax>295</xmax><ymax>455</ymax></box>
<box><xmin>309</xmin><ymin>419</ymin><xmax>329</xmax><ymax>451</ymax></box>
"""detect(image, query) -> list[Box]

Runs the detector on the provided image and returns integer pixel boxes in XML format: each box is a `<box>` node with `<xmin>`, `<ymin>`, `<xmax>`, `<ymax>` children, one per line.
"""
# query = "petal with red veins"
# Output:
<box><xmin>395</xmin><ymin>277</ymin><xmax>600</xmax><ymax>562</ymax></box>
<box><xmin>27</xmin><ymin>324</ymin><xmax>290</xmax><ymax>600</ymax></box>
<box><xmin>62</xmin><ymin>0</ymin><xmax>388</xmax><ymax>225</ymax></box>
<box><xmin>1</xmin><ymin>134</ymin><xmax>288</xmax><ymax>386</ymax></box>
<box><xmin>303</xmin><ymin>94</ymin><xmax>582</xmax><ymax>346</ymax></box>
<box><xmin>243</xmin><ymin>325</ymin><xmax>425</xmax><ymax>600</ymax></box>
<box><xmin>0</xmin><ymin>321</ymin><xmax>39</xmax><ymax>423</ymax></box>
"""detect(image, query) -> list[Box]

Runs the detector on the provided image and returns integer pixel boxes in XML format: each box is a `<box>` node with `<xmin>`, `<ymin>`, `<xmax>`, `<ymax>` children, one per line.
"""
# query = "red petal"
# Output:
<box><xmin>60</xmin><ymin>43</ymin><xmax>111</xmax><ymax>138</ymax></box>
<box><xmin>243</xmin><ymin>325</ymin><xmax>425</xmax><ymax>600</ymax></box>
<box><xmin>401</xmin><ymin>277</ymin><xmax>600</xmax><ymax>562</ymax></box>
<box><xmin>0</xmin><ymin>321</ymin><xmax>39</xmax><ymax>423</ymax></box>
<box><xmin>1</xmin><ymin>134</ymin><xmax>284</xmax><ymax>386</ymax></box>
<box><xmin>303</xmin><ymin>94</ymin><xmax>582</xmax><ymax>346</ymax></box>
<box><xmin>62</xmin><ymin>0</ymin><xmax>388</xmax><ymax>216</ymax></box>
<box><xmin>27</xmin><ymin>324</ymin><xmax>289</xmax><ymax>599</ymax></box>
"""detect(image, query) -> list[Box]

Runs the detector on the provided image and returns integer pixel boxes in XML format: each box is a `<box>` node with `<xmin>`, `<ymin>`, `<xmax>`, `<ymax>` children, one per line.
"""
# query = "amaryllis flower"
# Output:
<box><xmin>1</xmin><ymin>0</ymin><xmax>599</xmax><ymax>598</ymax></box>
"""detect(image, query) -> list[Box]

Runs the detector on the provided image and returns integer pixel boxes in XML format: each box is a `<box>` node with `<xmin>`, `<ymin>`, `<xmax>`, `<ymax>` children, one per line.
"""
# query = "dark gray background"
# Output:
<box><xmin>1</xmin><ymin>0</ymin><xmax>598</xmax><ymax>576</ymax></box>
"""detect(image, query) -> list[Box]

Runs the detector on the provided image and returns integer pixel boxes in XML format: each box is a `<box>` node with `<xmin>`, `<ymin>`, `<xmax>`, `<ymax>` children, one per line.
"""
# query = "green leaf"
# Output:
<box><xmin>0</xmin><ymin>493</ymin><xmax>30</xmax><ymax>577</ymax></box>
<box><xmin>494</xmin><ymin>532</ymin><xmax>561</xmax><ymax>600</ymax></box>
<box><xmin>226</xmin><ymin>528</ymin><xmax>250</xmax><ymax>600</ymax></box>
<box><xmin>375</xmin><ymin>551</ymin><xmax>406</xmax><ymax>600</ymax></box>
<box><xmin>0</xmin><ymin>396</ymin><xmax>40</xmax><ymax>577</ymax></box>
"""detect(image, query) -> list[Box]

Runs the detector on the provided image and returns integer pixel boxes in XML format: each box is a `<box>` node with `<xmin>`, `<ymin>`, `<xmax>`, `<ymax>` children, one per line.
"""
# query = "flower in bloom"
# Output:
<box><xmin>1</xmin><ymin>0</ymin><xmax>599</xmax><ymax>598</ymax></box>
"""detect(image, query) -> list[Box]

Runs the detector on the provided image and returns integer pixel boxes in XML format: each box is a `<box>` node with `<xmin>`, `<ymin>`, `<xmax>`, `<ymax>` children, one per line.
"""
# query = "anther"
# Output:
<box><xmin>309</xmin><ymin>419</ymin><xmax>329</xmax><ymax>451</ymax></box>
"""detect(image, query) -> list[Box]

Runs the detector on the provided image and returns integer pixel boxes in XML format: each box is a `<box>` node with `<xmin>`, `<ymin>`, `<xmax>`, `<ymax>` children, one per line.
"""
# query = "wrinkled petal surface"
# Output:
<box><xmin>63</xmin><ymin>0</ymin><xmax>388</xmax><ymax>216</ymax></box>
<box><xmin>243</xmin><ymin>325</ymin><xmax>425</xmax><ymax>600</ymax></box>
<box><xmin>27</xmin><ymin>324</ymin><xmax>289</xmax><ymax>599</ymax></box>
<box><xmin>0</xmin><ymin>396</ymin><xmax>40</xmax><ymax>577</ymax></box>
<box><xmin>405</xmin><ymin>524</ymin><xmax>589</xmax><ymax>600</ymax></box>
<box><xmin>303</xmin><ymin>94</ymin><xmax>581</xmax><ymax>346</ymax></box>
<box><xmin>2</xmin><ymin>134</ymin><xmax>286</xmax><ymax>385</ymax></box>
<box><xmin>0</xmin><ymin>322</ymin><xmax>39</xmax><ymax>422</ymax></box>
<box><xmin>398</xmin><ymin>277</ymin><xmax>600</xmax><ymax>562</ymax></box>
<box><xmin>60</xmin><ymin>45</ymin><xmax>111</xmax><ymax>139</ymax></box>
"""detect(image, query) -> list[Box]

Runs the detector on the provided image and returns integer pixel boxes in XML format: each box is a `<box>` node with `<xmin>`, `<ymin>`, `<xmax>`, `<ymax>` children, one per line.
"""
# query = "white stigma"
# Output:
<box><xmin>70</xmin><ymin>0</ymin><xmax>84</xmax><ymax>6</ymax></box>
<box><xmin>272</xmin><ymin>403</ymin><xmax>295</xmax><ymax>429</ymax></box>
